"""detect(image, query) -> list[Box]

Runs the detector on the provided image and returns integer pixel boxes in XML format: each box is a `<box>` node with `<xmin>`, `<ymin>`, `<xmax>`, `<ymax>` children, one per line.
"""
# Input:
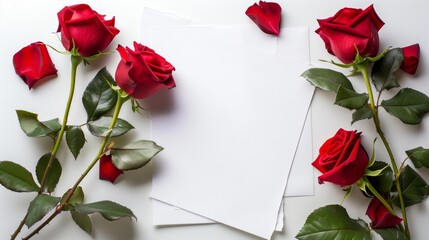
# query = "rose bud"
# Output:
<box><xmin>13</xmin><ymin>42</ymin><xmax>58</xmax><ymax>89</ymax></box>
<box><xmin>245</xmin><ymin>1</ymin><xmax>282</xmax><ymax>35</ymax></box>
<box><xmin>366</xmin><ymin>197</ymin><xmax>403</xmax><ymax>229</ymax></box>
<box><xmin>316</xmin><ymin>5</ymin><xmax>384</xmax><ymax>64</ymax></box>
<box><xmin>99</xmin><ymin>154</ymin><xmax>123</xmax><ymax>183</ymax></box>
<box><xmin>400</xmin><ymin>44</ymin><xmax>420</xmax><ymax>75</ymax></box>
<box><xmin>312</xmin><ymin>128</ymin><xmax>369</xmax><ymax>186</ymax></box>
<box><xmin>115</xmin><ymin>42</ymin><xmax>176</xmax><ymax>99</ymax></box>
<box><xmin>57</xmin><ymin>4</ymin><xmax>120</xmax><ymax>57</ymax></box>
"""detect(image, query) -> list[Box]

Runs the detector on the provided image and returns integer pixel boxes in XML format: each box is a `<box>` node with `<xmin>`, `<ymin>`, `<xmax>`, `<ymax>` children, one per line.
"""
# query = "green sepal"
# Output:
<box><xmin>393</xmin><ymin>165</ymin><xmax>429</xmax><ymax>207</ymax></box>
<box><xmin>87</xmin><ymin>116</ymin><xmax>134</xmax><ymax>138</ymax></box>
<box><xmin>35</xmin><ymin>153</ymin><xmax>62</xmax><ymax>193</ymax></box>
<box><xmin>371</xmin><ymin>48</ymin><xmax>404</xmax><ymax>92</ymax></box>
<box><xmin>66</xmin><ymin>126</ymin><xmax>86</xmax><ymax>159</ymax></box>
<box><xmin>301</xmin><ymin>68</ymin><xmax>354</xmax><ymax>92</ymax></box>
<box><xmin>16</xmin><ymin>110</ymin><xmax>61</xmax><ymax>138</ymax></box>
<box><xmin>0</xmin><ymin>161</ymin><xmax>39</xmax><ymax>192</ymax></box>
<box><xmin>296</xmin><ymin>204</ymin><xmax>371</xmax><ymax>240</ymax></box>
<box><xmin>405</xmin><ymin>147</ymin><xmax>429</xmax><ymax>168</ymax></box>
<box><xmin>71</xmin><ymin>210</ymin><xmax>92</xmax><ymax>235</ymax></box>
<box><xmin>111</xmin><ymin>140</ymin><xmax>163</xmax><ymax>171</ymax></box>
<box><xmin>381</xmin><ymin>88</ymin><xmax>429</xmax><ymax>125</ymax></box>
<box><xmin>73</xmin><ymin>200</ymin><xmax>136</xmax><ymax>221</ymax></box>
<box><xmin>25</xmin><ymin>194</ymin><xmax>61</xmax><ymax>228</ymax></box>
<box><xmin>82</xmin><ymin>67</ymin><xmax>118</xmax><ymax>122</ymax></box>
<box><xmin>335</xmin><ymin>86</ymin><xmax>369</xmax><ymax>110</ymax></box>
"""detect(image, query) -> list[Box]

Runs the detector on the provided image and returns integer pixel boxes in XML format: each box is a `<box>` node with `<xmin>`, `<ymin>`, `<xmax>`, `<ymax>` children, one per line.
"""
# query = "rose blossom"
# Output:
<box><xmin>312</xmin><ymin>128</ymin><xmax>369</xmax><ymax>186</ymax></box>
<box><xmin>57</xmin><ymin>4</ymin><xmax>120</xmax><ymax>57</ymax></box>
<box><xmin>400</xmin><ymin>44</ymin><xmax>420</xmax><ymax>75</ymax></box>
<box><xmin>316</xmin><ymin>5</ymin><xmax>384</xmax><ymax>64</ymax></box>
<box><xmin>99</xmin><ymin>154</ymin><xmax>123</xmax><ymax>183</ymax></box>
<box><xmin>115</xmin><ymin>42</ymin><xmax>176</xmax><ymax>99</ymax></box>
<box><xmin>245</xmin><ymin>1</ymin><xmax>282</xmax><ymax>35</ymax></box>
<box><xmin>13</xmin><ymin>42</ymin><xmax>58</xmax><ymax>89</ymax></box>
<box><xmin>366</xmin><ymin>197</ymin><xmax>403</xmax><ymax>229</ymax></box>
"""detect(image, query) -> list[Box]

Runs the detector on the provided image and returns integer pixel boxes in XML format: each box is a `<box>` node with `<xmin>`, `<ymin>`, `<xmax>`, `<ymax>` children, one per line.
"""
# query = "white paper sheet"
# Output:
<box><xmin>148</xmin><ymin>24</ymin><xmax>314</xmax><ymax>239</ymax></box>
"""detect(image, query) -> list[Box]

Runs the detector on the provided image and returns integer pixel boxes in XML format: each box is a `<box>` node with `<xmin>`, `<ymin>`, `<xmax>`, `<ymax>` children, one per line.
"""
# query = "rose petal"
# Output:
<box><xmin>366</xmin><ymin>197</ymin><xmax>403</xmax><ymax>229</ymax></box>
<box><xmin>99</xmin><ymin>154</ymin><xmax>123</xmax><ymax>183</ymax></box>
<box><xmin>245</xmin><ymin>1</ymin><xmax>281</xmax><ymax>35</ymax></box>
<box><xmin>400</xmin><ymin>43</ymin><xmax>420</xmax><ymax>75</ymax></box>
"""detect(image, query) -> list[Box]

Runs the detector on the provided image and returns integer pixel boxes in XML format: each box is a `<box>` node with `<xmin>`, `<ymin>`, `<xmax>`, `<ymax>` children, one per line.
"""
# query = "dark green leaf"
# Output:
<box><xmin>111</xmin><ymin>140</ymin><xmax>163</xmax><ymax>170</ymax></box>
<box><xmin>74</xmin><ymin>200</ymin><xmax>136</xmax><ymax>221</ymax></box>
<box><xmin>352</xmin><ymin>104</ymin><xmax>373</xmax><ymax>124</ymax></box>
<box><xmin>381</xmin><ymin>88</ymin><xmax>429</xmax><ymax>125</ymax></box>
<box><xmin>366</xmin><ymin>162</ymin><xmax>394</xmax><ymax>194</ymax></box>
<box><xmin>61</xmin><ymin>187</ymin><xmax>85</xmax><ymax>211</ymax></box>
<box><xmin>0</xmin><ymin>161</ymin><xmax>39</xmax><ymax>192</ymax></box>
<box><xmin>26</xmin><ymin>194</ymin><xmax>61</xmax><ymax>228</ymax></box>
<box><xmin>35</xmin><ymin>153</ymin><xmax>62</xmax><ymax>193</ymax></box>
<box><xmin>71</xmin><ymin>210</ymin><xmax>92</xmax><ymax>234</ymax></box>
<box><xmin>335</xmin><ymin>86</ymin><xmax>368</xmax><ymax>110</ymax></box>
<box><xmin>406</xmin><ymin>147</ymin><xmax>429</xmax><ymax>168</ymax></box>
<box><xmin>66</xmin><ymin>126</ymin><xmax>86</xmax><ymax>159</ymax></box>
<box><xmin>371</xmin><ymin>48</ymin><xmax>404</xmax><ymax>92</ymax></box>
<box><xmin>82</xmin><ymin>67</ymin><xmax>118</xmax><ymax>122</ymax></box>
<box><xmin>301</xmin><ymin>68</ymin><xmax>354</xmax><ymax>92</ymax></box>
<box><xmin>87</xmin><ymin>116</ymin><xmax>134</xmax><ymax>138</ymax></box>
<box><xmin>394</xmin><ymin>165</ymin><xmax>429</xmax><ymax>207</ymax></box>
<box><xmin>374</xmin><ymin>227</ymin><xmax>409</xmax><ymax>240</ymax></box>
<box><xmin>16</xmin><ymin>110</ymin><xmax>61</xmax><ymax>137</ymax></box>
<box><xmin>296</xmin><ymin>204</ymin><xmax>371</xmax><ymax>240</ymax></box>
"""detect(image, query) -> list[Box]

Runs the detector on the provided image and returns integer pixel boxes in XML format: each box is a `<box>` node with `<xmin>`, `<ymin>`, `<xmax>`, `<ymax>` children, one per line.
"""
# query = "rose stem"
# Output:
<box><xmin>358</xmin><ymin>63</ymin><xmax>409</xmax><ymax>237</ymax></box>
<box><xmin>22</xmin><ymin>91</ymin><xmax>126</xmax><ymax>240</ymax></box>
<box><xmin>10</xmin><ymin>54</ymin><xmax>82</xmax><ymax>240</ymax></box>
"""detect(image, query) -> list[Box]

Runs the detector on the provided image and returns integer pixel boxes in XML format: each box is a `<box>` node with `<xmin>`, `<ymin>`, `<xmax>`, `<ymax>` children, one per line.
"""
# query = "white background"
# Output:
<box><xmin>0</xmin><ymin>0</ymin><xmax>428</xmax><ymax>239</ymax></box>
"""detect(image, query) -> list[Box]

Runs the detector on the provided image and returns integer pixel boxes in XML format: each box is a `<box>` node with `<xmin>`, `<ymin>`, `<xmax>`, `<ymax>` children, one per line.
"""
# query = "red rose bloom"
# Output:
<box><xmin>400</xmin><ymin>44</ymin><xmax>420</xmax><ymax>75</ymax></box>
<box><xmin>13</xmin><ymin>42</ymin><xmax>58</xmax><ymax>89</ymax></box>
<box><xmin>316</xmin><ymin>5</ymin><xmax>384</xmax><ymax>64</ymax></box>
<box><xmin>115</xmin><ymin>42</ymin><xmax>176</xmax><ymax>99</ymax></box>
<box><xmin>57</xmin><ymin>4</ymin><xmax>120</xmax><ymax>57</ymax></box>
<box><xmin>245</xmin><ymin>1</ymin><xmax>282</xmax><ymax>35</ymax></box>
<box><xmin>366</xmin><ymin>197</ymin><xmax>403</xmax><ymax>229</ymax></box>
<box><xmin>99</xmin><ymin>154</ymin><xmax>123</xmax><ymax>183</ymax></box>
<box><xmin>312</xmin><ymin>128</ymin><xmax>369</xmax><ymax>186</ymax></box>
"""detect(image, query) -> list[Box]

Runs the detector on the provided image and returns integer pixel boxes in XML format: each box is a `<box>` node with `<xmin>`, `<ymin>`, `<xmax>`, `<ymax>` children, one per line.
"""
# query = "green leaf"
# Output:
<box><xmin>296</xmin><ymin>204</ymin><xmax>371</xmax><ymax>240</ymax></box>
<box><xmin>35</xmin><ymin>153</ymin><xmax>62</xmax><ymax>193</ymax></box>
<box><xmin>394</xmin><ymin>165</ymin><xmax>429</xmax><ymax>207</ymax></box>
<box><xmin>71</xmin><ymin>210</ymin><xmax>92</xmax><ymax>235</ymax></box>
<box><xmin>61</xmin><ymin>186</ymin><xmax>84</xmax><ymax>211</ymax></box>
<box><xmin>351</xmin><ymin>104</ymin><xmax>373</xmax><ymax>124</ymax></box>
<box><xmin>66</xmin><ymin>126</ymin><xmax>86</xmax><ymax>159</ymax></box>
<box><xmin>366</xmin><ymin>162</ymin><xmax>394</xmax><ymax>194</ymax></box>
<box><xmin>374</xmin><ymin>228</ymin><xmax>408</xmax><ymax>240</ymax></box>
<box><xmin>335</xmin><ymin>86</ymin><xmax>368</xmax><ymax>110</ymax></box>
<box><xmin>26</xmin><ymin>194</ymin><xmax>61</xmax><ymax>228</ymax></box>
<box><xmin>0</xmin><ymin>161</ymin><xmax>39</xmax><ymax>192</ymax></box>
<box><xmin>87</xmin><ymin>116</ymin><xmax>134</xmax><ymax>138</ymax></box>
<box><xmin>301</xmin><ymin>68</ymin><xmax>354</xmax><ymax>92</ymax></box>
<box><xmin>406</xmin><ymin>147</ymin><xmax>429</xmax><ymax>168</ymax></box>
<box><xmin>111</xmin><ymin>140</ymin><xmax>163</xmax><ymax>170</ymax></box>
<box><xmin>82</xmin><ymin>67</ymin><xmax>118</xmax><ymax>122</ymax></box>
<box><xmin>371</xmin><ymin>48</ymin><xmax>404</xmax><ymax>92</ymax></box>
<box><xmin>16</xmin><ymin>110</ymin><xmax>61</xmax><ymax>137</ymax></box>
<box><xmin>381</xmin><ymin>88</ymin><xmax>429</xmax><ymax>125</ymax></box>
<box><xmin>74</xmin><ymin>200</ymin><xmax>136</xmax><ymax>221</ymax></box>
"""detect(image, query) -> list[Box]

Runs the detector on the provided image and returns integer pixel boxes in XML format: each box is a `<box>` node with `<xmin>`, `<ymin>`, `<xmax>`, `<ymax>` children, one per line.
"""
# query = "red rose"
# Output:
<box><xmin>115</xmin><ymin>42</ymin><xmax>176</xmax><ymax>99</ymax></box>
<box><xmin>316</xmin><ymin>5</ymin><xmax>384</xmax><ymax>64</ymax></box>
<box><xmin>57</xmin><ymin>4</ymin><xmax>120</xmax><ymax>57</ymax></box>
<box><xmin>245</xmin><ymin>1</ymin><xmax>282</xmax><ymax>35</ymax></box>
<box><xmin>366</xmin><ymin>197</ymin><xmax>403</xmax><ymax>229</ymax></box>
<box><xmin>400</xmin><ymin>44</ymin><xmax>420</xmax><ymax>75</ymax></box>
<box><xmin>99</xmin><ymin>154</ymin><xmax>123</xmax><ymax>183</ymax></box>
<box><xmin>13</xmin><ymin>42</ymin><xmax>58</xmax><ymax>89</ymax></box>
<box><xmin>312</xmin><ymin>128</ymin><xmax>369</xmax><ymax>186</ymax></box>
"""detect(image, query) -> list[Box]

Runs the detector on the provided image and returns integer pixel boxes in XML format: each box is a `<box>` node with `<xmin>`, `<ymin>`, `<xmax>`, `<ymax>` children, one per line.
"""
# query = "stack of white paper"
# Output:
<box><xmin>142</xmin><ymin>9</ymin><xmax>314</xmax><ymax>239</ymax></box>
